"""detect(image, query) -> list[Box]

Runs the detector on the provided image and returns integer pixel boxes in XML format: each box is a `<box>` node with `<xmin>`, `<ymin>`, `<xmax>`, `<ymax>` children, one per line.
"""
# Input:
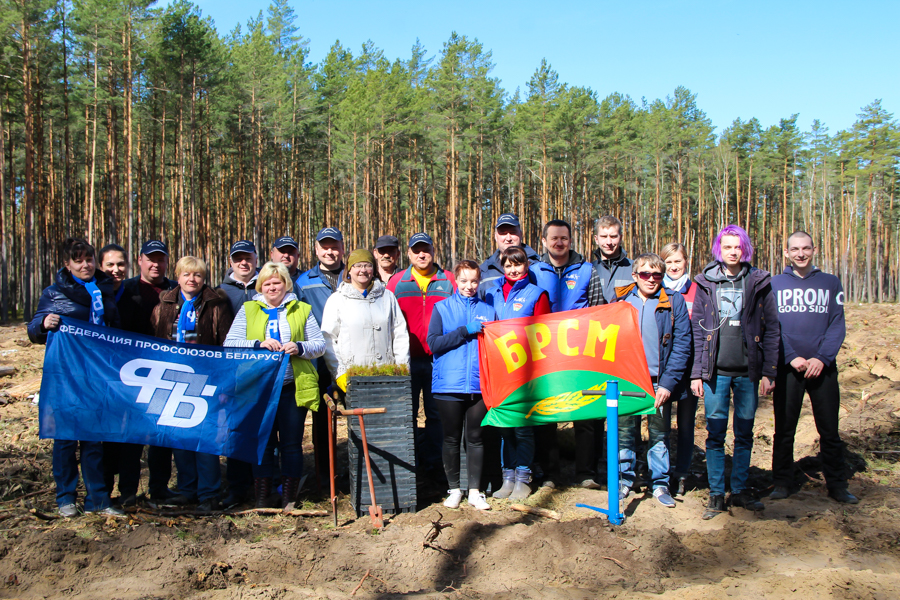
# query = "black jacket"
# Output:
<box><xmin>28</xmin><ymin>268</ymin><xmax>121</xmax><ymax>344</ymax></box>
<box><xmin>117</xmin><ymin>275</ymin><xmax>177</xmax><ymax>336</ymax></box>
<box><xmin>217</xmin><ymin>268</ymin><xmax>259</xmax><ymax>317</ymax></box>
<box><xmin>690</xmin><ymin>262</ymin><xmax>780</xmax><ymax>382</ymax></box>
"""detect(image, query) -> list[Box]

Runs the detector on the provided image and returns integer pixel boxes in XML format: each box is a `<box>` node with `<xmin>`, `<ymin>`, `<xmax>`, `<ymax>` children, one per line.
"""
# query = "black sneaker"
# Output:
<box><xmin>197</xmin><ymin>499</ymin><xmax>221</xmax><ymax>513</ymax></box>
<box><xmin>768</xmin><ymin>486</ymin><xmax>789</xmax><ymax>500</ymax></box>
<box><xmin>731</xmin><ymin>491</ymin><xmax>764</xmax><ymax>511</ymax></box>
<box><xmin>702</xmin><ymin>495</ymin><xmax>726</xmax><ymax>520</ymax></box>
<box><xmin>828</xmin><ymin>487</ymin><xmax>859</xmax><ymax>504</ymax></box>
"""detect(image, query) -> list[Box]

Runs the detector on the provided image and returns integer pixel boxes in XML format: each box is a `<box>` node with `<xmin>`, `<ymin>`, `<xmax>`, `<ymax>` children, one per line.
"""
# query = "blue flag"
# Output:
<box><xmin>38</xmin><ymin>317</ymin><xmax>290</xmax><ymax>464</ymax></box>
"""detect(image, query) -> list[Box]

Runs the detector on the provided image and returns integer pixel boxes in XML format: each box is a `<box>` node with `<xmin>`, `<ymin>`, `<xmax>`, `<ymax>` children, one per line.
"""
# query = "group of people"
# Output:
<box><xmin>28</xmin><ymin>211</ymin><xmax>859</xmax><ymax>520</ymax></box>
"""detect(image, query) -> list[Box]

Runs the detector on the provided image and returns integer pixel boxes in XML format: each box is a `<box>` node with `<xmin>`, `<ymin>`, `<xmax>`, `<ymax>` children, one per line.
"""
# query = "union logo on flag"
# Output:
<box><xmin>513</xmin><ymin>302</ymin><xmax>523</xmax><ymax>311</ymax></box>
<box><xmin>566</xmin><ymin>280</ymin><xmax>576</xmax><ymax>289</ymax></box>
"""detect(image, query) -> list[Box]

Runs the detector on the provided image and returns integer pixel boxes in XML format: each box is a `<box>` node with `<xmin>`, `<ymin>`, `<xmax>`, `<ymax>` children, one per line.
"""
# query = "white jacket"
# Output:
<box><xmin>320</xmin><ymin>279</ymin><xmax>410</xmax><ymax>384</ymax></box>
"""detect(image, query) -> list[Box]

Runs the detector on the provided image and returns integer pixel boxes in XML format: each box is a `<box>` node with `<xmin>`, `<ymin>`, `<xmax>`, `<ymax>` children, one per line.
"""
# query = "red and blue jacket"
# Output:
<box><xmin>387</xmin><ymin>265</ymin><xmax>456</xmax><ymax>357</ymax></box>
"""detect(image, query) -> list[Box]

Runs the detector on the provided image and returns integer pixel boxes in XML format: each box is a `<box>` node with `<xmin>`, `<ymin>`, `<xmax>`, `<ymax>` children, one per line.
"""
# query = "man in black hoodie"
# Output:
<box><xmin>769</xmin><ymin>231</ymin><xmax>857</xmax><ymax>504</ymax></box>
<box><xmin>217</xmin><ymin>240</ymin><xmax>259</xmax><ymax>507</ymax></box>
<box><xmin>479</xmin><ymin>213</ymin><xmax>541</xmax><ymax>293</ymax></box>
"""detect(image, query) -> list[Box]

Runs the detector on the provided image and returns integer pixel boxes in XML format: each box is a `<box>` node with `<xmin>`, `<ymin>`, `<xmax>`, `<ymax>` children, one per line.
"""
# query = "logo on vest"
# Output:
<box><xmin>566</xmin><ymin>280</ymin><xmax>576</xmax><ymax>290</ymax></box>
<box><xmin>119</xmin><ymin>359</ymin><xmax>215</xmax><ymax>428</ymax></box>
<box><xmin>513</xmin><ymin>303</ymin><xmax>523</xmax><ymax>311</ymax></box>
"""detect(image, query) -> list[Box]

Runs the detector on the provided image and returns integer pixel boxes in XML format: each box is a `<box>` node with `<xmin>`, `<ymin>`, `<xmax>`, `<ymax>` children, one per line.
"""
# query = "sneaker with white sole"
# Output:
<box><xmin>58</xmin><ymin>503</ymin><xmax>79</xmax><ymax>518</ymax></box>
<box><xmin>467</xmin><ymin>490</ymin><xmax>491</xmax><ymax>511</ymax></box>
<box><xmin>654</xmin><ymin>487</ymin><xmax>676</xmax><ymax>508</ymax></box>
<box><xmin>619</xmin><ymin>484</ymin><xmax>631</xmax><ymax>501</ymax></box>
<box><xmin>443</xmin><ymin>488</ymin><xmax>463</xmax><ymax>509</ymax></box>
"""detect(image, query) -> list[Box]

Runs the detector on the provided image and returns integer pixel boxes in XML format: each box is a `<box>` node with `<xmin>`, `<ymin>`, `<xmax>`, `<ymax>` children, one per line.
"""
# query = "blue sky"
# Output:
<box><xmin>169</xmin><ymin>0</ymin><xmax>898</xmax><ymax>135</ymax></box>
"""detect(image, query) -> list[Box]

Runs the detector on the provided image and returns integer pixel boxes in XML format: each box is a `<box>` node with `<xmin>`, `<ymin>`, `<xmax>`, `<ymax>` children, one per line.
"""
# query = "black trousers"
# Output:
<box><xmin>435</xmin><ymin>394</ymin><xmax>487</xmax><ymax>490</ymax></box>
<box><xmin>147</xmin><ymin>446</ymin><xmax>173</xmax><ymax>497</ymax></box>
<box><xmin>772</xmin><ymin>364</ymin><xmax>847</xmax><ymax>490</ymax></box>
<box><xmin>102</xmin><ymin>442</ymin><xmax>143</xmax><ymax>498</ymax></box>
<box><xmin>574</xmin><ymin>419</ymin><xmax>605</xmax><ymax>482</ymax></box>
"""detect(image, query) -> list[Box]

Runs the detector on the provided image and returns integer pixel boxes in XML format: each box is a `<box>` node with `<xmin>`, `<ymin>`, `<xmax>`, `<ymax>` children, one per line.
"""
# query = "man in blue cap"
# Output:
<box><xmin>219</xmin><ymin>240</ymin><xmax>259</xmax><ymax>316</ymax></box>
<box><xmin>387</xmin><ymin>233</ymin><xmax>456</xmax><ymax>480</ymax></box>
<box><xmin>270</xmin><ymin>236</ymin><xmax>302</xmax><ymax>282</ymax></box>
<box><xmin>479</xmin><ymin>213</ymin><xmax>540</xmax><ymax>293</ymax></box>
<box><xmin>217</xmin><ymin>240</ymin><xmax>259</xmax><ymax>508</ymax></box>
<box><xmin>117</xmin><ymin>240</ymin><xmax>182</xmax><ymax>505</ymax></box>
<box><xmin>295</xmin><ymin>227</ymin><xmax>346</xmax><ymax>488</ymax></box>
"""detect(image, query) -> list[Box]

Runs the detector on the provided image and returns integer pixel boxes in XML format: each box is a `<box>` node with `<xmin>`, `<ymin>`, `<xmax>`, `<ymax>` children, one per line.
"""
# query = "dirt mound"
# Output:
<box><xmin>0</xmin><ymin>306</ymin><xmax>899</xmax><ymax>599</ymax></box>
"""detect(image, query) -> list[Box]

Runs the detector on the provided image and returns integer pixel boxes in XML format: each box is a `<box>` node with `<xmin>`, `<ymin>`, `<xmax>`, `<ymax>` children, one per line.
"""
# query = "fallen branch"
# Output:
<box><xmin>601</xmin><ymin>556</ymin><xmax>626</xmax><ymax>569</ymax></box>
<box><xmin>137</xmin><ymin>507</ymin><xmax>328</xmax><ymax>518</ymax></box>
<box><xmin>29</xmin><ymin>508</ymin><xmax>57</xmax><ymax>521</ymax></box>
<box><xmin>351</xmin><ymin>569</ymin><xmax>371</xmax><ymax>596</ymax></box>
<box><xmin>233</xmin><ymin>508</ymin><xmax>328</xmax><ymax>517</ymax></box>
<box><xmin>509</xmin><ymin>504</ymin><xmax>560</xmax><ymax>521</ymax></box>
<box><xmin>423</xmin><ymin>511</ymin><xmax>452</xmax><ymax>546</ymax></box>
<box><xmin>0</xmin><ymin>486</ymin><xmax>54</xmax><ymax>505</ymax></box>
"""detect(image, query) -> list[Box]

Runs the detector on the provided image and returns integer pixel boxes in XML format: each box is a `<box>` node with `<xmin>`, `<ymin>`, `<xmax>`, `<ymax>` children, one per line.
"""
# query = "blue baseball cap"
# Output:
<box><xmin>496</xmin><ymin>213</ymin><xmax>521</xmax><ymax>229</ymax></box>
<box><xmin>272</xmin><ymin>236</ymin><xmax>299</xmax><ymax>250</ymax></box>
<box><xmin>229</xmin><ymin>240</ymin><xmax>256</xmax><ymax>256</ymax></box>
<box><xmin>140</xmin><ymin>240</ymin><xmax>168</xmax><ymax>256</ymax></box>
<box><xmin>316</xmin><ymin>227</ymin><xmax>344</xmax><ymax>243</ymax></box>
<box><xmin>408</xmin><ymin>232</ymin><xmax>434</xmax><ymax>248</ymax></box>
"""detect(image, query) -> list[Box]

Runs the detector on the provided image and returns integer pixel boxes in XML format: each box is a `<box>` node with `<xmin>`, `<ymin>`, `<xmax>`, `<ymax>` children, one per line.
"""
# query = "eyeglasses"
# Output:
<box><xmin>637</xmin><ymin>271</ymin><xmax>664</xmax><ymax>282</ymax></box>
<box><xmin>351</xmin><ymin>263</ymin><xmax>374</xmax><ymax>271</ymax></box>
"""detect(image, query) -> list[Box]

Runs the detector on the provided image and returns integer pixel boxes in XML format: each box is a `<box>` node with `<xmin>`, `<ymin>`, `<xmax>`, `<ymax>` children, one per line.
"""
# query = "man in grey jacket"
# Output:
<box><xmin>591</xmin><ymin>215</ymin><xmax>633</xmax><ymax>303</ymax></box>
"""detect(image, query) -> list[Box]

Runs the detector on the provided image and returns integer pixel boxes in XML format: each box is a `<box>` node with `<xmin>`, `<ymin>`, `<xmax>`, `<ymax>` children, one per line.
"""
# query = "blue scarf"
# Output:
<box><xmin>177</xmin><ymin>292</ymin><xmax>197</xmax><ymax>342</ymax></box>
<box><xmin>72</xmin><ymin>276</ymin><xmax>105</xmax><ymax>325</ymax></box>
<box><xmin>114</xmin><ymin>284</ymin><xmax>125</xmax><ymax>304</ymax></box>
<box><xmin>264</xmin><ymin>306</ymin><xmax>280</xmax><ymax>340</ymax></box>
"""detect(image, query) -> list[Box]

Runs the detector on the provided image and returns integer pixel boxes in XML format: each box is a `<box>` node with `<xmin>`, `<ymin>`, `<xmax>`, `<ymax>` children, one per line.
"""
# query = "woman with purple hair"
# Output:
<box><xmin>689</xmin><ymin>225</ymin><xmax>780</xmax><ymax>520</ymax></box>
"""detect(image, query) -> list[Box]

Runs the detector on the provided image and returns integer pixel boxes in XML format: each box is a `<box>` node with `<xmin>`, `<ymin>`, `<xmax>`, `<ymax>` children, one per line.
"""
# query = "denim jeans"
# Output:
<box><xmin>173</xmin><ymin>450</ymin><xmax>222</xmax><ymax>502</ymax></box>
<box><xmin>411</xmin><ymin>357</ymin><xmax>443</xmax><ymax>472</ymax></box>
<box><xmin>53</xmin><ymin>439</ymin><xmax>109</xmax><ymax>511</ymax></box>
<box><xmin>703</xmin><ymin>374</ymin><xmax>758</xmax><ymax>496</ymax></box>
<box><xmin>500</xmin><ymin>427</ymin><xmax>535</xmax><ymax>471</ymax></box>
<box><xmin>618</xmin><ymin>402</ymin><xmax>672</xmax><ymax>490</ymax></box>
<box><xmin>255</xmin><ymin>383</ymin><xmax>308</xmax><ymax>479</ymax></box>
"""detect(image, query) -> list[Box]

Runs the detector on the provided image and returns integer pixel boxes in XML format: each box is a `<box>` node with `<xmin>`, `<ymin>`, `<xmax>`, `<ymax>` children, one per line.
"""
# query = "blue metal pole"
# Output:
<box><xmin>605</xmin><ymin>381</ymin><xmax>624</xmax><ymax>525</ymax></box>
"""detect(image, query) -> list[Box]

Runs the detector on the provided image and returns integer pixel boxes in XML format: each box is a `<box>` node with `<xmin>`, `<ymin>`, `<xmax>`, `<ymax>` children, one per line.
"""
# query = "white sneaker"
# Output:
<box><xmin>443</xmin><ymin>488</ymin><xmax>463</xmax><ymax>509</ymax></box>
<box><xmin>467</xmin><ymin>489</ymin><xmax>491</xmax><ymax>511</ymax></box>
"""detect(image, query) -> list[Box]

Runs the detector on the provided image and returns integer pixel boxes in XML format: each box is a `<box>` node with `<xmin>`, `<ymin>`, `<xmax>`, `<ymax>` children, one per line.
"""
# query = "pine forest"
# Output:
<box><xmin>2</xmin><ymin>0</ymin><xmax>899</xmax><ymax>321</ymax></box>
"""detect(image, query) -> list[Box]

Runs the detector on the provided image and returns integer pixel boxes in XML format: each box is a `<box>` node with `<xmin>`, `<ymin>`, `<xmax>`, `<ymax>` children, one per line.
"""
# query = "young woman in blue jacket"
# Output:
<box><xmin>481</xmin><ymin>247</ymin><xmax>551</xmax><ymax>501</ymax></box>
<box><xmin>427</xmin><ymin>260</ymin><xmax>496</xmax><ymax>510</ymax></box>
<box><xmin>28</xmin><ymin>238</ymin><xmax>124</xmax><ymax>518</ymax></box>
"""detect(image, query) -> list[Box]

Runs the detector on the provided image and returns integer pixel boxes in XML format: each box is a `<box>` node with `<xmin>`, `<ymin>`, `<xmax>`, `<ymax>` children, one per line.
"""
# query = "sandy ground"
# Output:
<box><xmin>0</xmin><ymin>303</ymin><xmax>898</xmax><ymax>599</ymax></box>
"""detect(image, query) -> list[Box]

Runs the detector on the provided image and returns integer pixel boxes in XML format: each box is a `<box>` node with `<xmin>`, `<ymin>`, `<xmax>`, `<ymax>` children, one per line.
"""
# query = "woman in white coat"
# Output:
<box><xmin>320</xmin><ymin>248</ymin><xmax>410</xmax><ymax>392</ymax></box>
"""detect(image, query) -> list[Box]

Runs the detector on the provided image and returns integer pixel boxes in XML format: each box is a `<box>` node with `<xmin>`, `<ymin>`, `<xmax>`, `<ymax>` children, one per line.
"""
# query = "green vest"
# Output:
<box><xmin>244</xmin><ymin>300</ymin><xmax>320</xmax><ymax>411</ymax></box>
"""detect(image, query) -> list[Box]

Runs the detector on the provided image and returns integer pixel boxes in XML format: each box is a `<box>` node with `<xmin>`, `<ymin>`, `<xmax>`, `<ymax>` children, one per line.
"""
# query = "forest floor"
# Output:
<box><xmin>0</xmin><ymin>304</ymin><xmax>899</xmax><ymax>599</ymax></box>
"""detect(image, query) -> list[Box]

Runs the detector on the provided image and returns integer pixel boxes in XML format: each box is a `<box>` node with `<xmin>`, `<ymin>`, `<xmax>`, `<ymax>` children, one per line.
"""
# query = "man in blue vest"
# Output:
<box><xmin>294</xmin><ymin>227</ymin><xmax>346</xmax><ymax>489</ymax></box>
<box><xmin>592</xmin><ymin>215</ymin><xmax>634</xmax><ymax>303</ymax></box>
<box><xmin>479</xmin><ymin>213</ymin><xmax>540</xmax><ymax>293</ymax></box>
<box><xmin>530</xmin><ymin>219</ymin><xmax>606</xmax><ymax>489</ymax></box>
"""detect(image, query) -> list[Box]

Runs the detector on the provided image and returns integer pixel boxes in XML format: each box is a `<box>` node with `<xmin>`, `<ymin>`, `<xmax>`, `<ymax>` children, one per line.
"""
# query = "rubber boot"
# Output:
<box><xmin>254</xmin><ymin>477</ymin><xmax>272</xmax><ymax>509</ymax></box>
<box><xmin>493</xmin><ymin>469</ymin><xmax>516</xmax><ymax>499</ymax></box>
<box><xmin>281</xmin><ymin>476</ymin><xmax>299</xmax><ymax>510</ymax></box>
<box><xmin>509</xmin><ymin>468</ymin><xmax>532</xmax><ymax>501</ymax></box>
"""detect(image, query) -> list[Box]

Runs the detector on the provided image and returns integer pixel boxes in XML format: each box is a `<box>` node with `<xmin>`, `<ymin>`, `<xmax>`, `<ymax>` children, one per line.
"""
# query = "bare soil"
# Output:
<box><xmin>0</xmin><ymin>304</ymin><xmax>899</xmax><ymax>599</ymax></box>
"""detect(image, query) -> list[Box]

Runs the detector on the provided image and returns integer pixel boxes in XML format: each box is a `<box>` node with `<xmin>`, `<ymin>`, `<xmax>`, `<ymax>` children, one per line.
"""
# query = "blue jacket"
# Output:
<box><xmin>28</xmin><ymin>268</ymin><xmax>121</xmax><ymax>344</ymax></box>
<box><xmin>294</xmin><ymin>263</ymin><xmax>340</xmax><ymax>325</ymax></box>
<box><xmin>294</xmin><ymin>263</ymin><xmax>342</xmax><ymax>385</ymax></box>
<box><xmin>426</xmin><ymin>292</ymin><xmax>497</xmax><ymax>395</ymax></box>
<box><xmin>614</xmin><ymin>283</ymin><xmax>691</xmax><ymax>394</ymax></box>
<box><xmin>531</xmin><ymin>252</ymin><xmax>593</xmax><ymax>312</ymax></box>
<box><xmin>478</xmin><ymin>244</ymin><xmax>541</xmax><ymax>294</ymax></box>
<box><xmin>483</xmin><ymin>276</ymin><xmax>546</xmax><ymax>320</ymax></box>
